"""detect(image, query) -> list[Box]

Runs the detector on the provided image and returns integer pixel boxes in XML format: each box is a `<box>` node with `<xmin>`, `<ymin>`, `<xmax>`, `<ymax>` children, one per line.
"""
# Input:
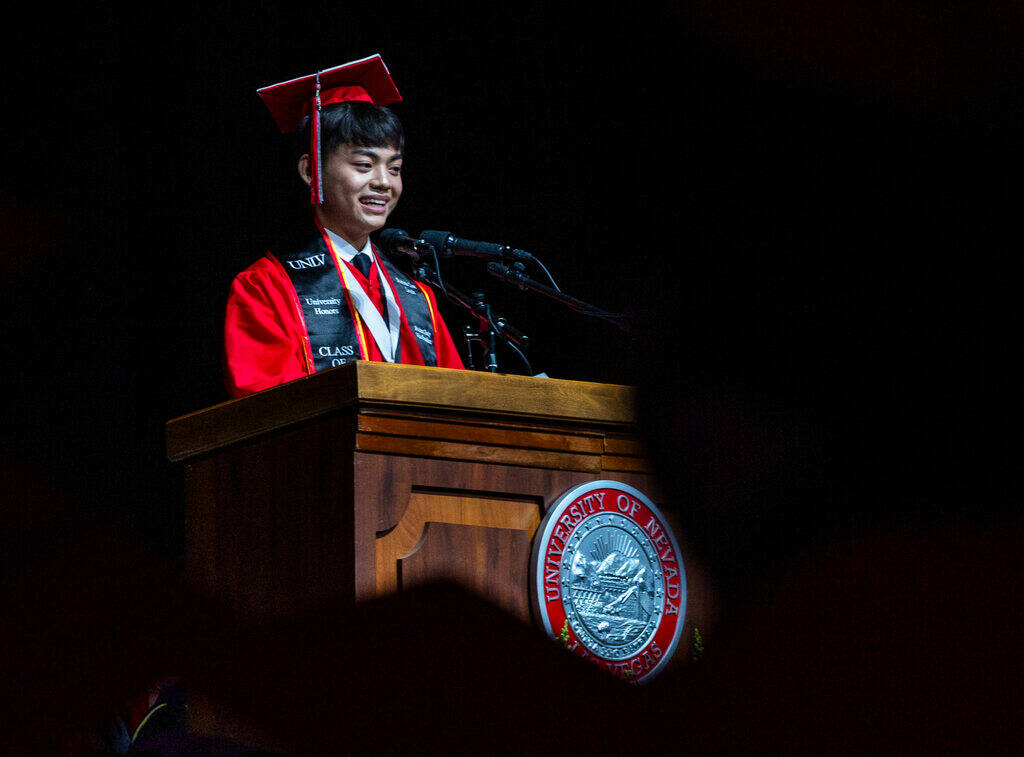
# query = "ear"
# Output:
<box><xmin>297</xmin><ymin>154</ymin><xmax>312</xmax><ymax>187</ymax></box>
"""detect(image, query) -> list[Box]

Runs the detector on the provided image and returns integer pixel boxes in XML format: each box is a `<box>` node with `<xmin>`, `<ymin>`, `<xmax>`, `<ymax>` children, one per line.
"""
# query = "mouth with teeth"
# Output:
<box><xmin>360</xmin><ymin>196</ymin><xmax>390</xmax><ymax>215</ymax></box>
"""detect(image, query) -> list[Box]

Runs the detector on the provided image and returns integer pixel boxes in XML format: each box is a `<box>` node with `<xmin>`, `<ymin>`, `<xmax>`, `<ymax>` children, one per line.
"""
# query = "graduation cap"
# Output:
<box><xmin>258</xmin><ymin>54</ymin><xmax>402</xmax><ymax>205</ymax></box>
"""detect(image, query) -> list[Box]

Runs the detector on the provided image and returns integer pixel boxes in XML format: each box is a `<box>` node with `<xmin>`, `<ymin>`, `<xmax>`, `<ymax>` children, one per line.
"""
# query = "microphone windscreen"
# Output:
<box><xmin>378</xmin><ymin>228</ymin><xmax>419</xmax><ymax>260</ymax></box>
<box><xmin>379</xmin><ymin>228</ymin><xmax>409</xmax><ymax>247</ymax></box>
<box><xmin>418</xmin><ymin>231</ymin><xmax>451</xmax><ymax>252</ymax></box>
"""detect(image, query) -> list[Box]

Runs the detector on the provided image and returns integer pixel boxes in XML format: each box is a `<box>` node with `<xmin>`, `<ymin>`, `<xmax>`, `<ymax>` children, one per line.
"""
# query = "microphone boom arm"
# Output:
<box><xmin>486</xmin><ymin>262</ymin><xmax>630</xmax><ymax>331</ymax></box>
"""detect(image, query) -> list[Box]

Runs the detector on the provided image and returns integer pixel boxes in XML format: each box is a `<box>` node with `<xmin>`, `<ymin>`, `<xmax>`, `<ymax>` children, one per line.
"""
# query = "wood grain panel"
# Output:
<box><xmin>186</xmin><ymin>414</ymin><xmax>356</xmax><ymax>620</ymax></box>
<box><xmin>398</xmin><ymin>523</ymin><xmax>533</xmax><ymax>621</ymax></box>
<box><xmin>357</xmin><ymin>414</ymin><xmax>604</xmax><ymax>453</ymax></box>
<box><xmin>360</xmin><ymin>407</ymin><xmax>624</xmax><ymax>435</ymax></box>
<box><xmin>603</xmin><ymin>435</ymin><xmax>648</xmax><ymax>457</ymax></box>
<box><xmin>375</xmin><ymin>491</ymin><xmax>541</xmax><ymax>597</ymax></box>
<box><xmin>356</xmin><ymin>433</ymin><xmax>602</xmax><ymax>471</ymax></box>
<box><xmin>351</xmin><ymin>457</ymin><xmax>591</xmax><ymax>594</ymax></box>
<box><xmin>600</xmin><ymin>455</ymin><xmax>655</xmax><ymax>473</ymax></box>
<box><xmin>353</xmin><ymin>362</ymin><xmax>636</xmax><ymax>424</ymax></box>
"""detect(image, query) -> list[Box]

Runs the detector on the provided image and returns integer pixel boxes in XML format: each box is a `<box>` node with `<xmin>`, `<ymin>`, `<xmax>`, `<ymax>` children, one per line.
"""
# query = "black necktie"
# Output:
<box><xmin>351</xmin><ymin>252</ymin><xmax>388</xmax><ymax>328</ymax></box>
<box><xmin>351</xmin><ymin>252</ymin><xmax>372</xmax><ymax>279</ymax></box>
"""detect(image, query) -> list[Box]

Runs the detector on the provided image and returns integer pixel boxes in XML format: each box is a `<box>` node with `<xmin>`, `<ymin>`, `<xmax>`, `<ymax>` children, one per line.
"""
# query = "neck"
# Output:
<box><xmin>315</xmin><ymin>209</ymin><xmax>368</xmax><ymax>251</ymax></box>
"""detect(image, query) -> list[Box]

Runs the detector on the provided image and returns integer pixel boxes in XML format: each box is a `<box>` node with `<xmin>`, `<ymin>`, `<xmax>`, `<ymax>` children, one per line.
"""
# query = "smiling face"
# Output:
<box><xmin>300</xmin><ymin>143</ymin><xmax>403</xmax><ymax>249</ymax></box>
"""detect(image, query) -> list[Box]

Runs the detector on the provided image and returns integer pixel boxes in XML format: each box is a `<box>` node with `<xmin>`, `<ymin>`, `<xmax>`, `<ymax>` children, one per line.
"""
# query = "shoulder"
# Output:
<box><xmin>236</xmin><ymin>254</ymin><xmax>286</xmax><ymax>277</ymax></box>
<box><xmin>230</xmin><ymin>255</ymin><xmax>289</xmax><ymax>294</ymax></box>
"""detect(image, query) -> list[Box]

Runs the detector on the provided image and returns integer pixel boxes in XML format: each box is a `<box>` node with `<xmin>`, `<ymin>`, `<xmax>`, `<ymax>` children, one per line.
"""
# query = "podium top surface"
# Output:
<box><xmin>166</xmin><ymin>361</ymin><xmax>637</xmax><ymax>462</ymax></box>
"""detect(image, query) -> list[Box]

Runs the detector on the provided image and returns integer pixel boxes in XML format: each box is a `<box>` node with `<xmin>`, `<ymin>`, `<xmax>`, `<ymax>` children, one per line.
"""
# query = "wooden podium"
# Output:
<box><xmin>166</xmin><ymin>361</ymin><xmax>669</xmax><ymax>626</ymax></box>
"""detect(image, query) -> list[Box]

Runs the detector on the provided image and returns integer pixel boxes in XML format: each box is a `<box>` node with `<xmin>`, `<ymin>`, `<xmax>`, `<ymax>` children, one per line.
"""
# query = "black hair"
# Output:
<box><xmin>296</xmin><ymin>100</ymin><xmax>405</xmax><ymax>159</ymax></box>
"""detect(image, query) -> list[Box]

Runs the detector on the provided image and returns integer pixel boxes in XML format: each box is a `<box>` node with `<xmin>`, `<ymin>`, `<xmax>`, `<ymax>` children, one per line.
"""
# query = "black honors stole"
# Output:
<box><xmin>271</xmin><ymin>230</ymin><xmax>438</xmax><ymax>371</ymax></box>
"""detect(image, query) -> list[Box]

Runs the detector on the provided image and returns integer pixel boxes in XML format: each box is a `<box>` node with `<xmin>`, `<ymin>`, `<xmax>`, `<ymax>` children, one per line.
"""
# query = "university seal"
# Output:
<box><xmin>530</xmin><ymin>481</ymin><xmax>686</xmax><ymax>682</ymax></box>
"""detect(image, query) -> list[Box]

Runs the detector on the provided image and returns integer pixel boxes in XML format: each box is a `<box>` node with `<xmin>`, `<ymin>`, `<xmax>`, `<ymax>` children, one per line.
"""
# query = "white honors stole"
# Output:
<box><xmin>325</xmin><ymin>230</ymin><xmax>402</xmax><ymax>362</ymax></box>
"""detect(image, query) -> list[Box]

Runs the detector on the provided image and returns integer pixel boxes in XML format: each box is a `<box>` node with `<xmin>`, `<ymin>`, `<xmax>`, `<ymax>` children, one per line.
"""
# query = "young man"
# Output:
<box><xmin>224</xmin><ymin>55</ymin><xmax>464</xmax><ymax>398</ymax></box>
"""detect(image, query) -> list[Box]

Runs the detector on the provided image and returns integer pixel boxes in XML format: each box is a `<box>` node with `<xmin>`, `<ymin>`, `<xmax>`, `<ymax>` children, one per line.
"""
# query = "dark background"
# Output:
<box><xmin>1</xmin><ymin>3</ymin><xmax>1020</xmax><ymax>746</ymax></box>
<box><xmin>4</xmin><ymin>1</ymin><xmax>1017</xmax><ymax>570</ymax></box>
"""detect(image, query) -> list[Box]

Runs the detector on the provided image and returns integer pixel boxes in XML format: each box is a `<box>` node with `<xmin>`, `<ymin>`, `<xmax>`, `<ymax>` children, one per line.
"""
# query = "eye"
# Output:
<box><xmin>353</xmin><ymin>162</ymin><xmax>372</xmax><ymax>170</ymax></box>
<box><xmin>390</xmin><ymin>165</ymin><xmax>403</xmax><ymax>175</ymax></box>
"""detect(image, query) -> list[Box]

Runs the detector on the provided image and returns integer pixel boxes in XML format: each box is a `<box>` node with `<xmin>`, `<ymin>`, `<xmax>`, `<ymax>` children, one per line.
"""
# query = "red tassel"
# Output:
<box><xmin>310</xmin><ymin>72</ymin><xmax>323</xmax><ymax>205</ymax></box>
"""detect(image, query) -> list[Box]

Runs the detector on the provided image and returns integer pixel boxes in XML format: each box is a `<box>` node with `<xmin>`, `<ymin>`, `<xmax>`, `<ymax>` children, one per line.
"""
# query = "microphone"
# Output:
<box><xmin>377</xmin><ymin>228</ymin><xmax>434</xmax><ymax>261</ymax></box>
<box><xmin>419</xmin><ymin>231</ymin><xmax>533</xmax><ymax>262</ymax></box>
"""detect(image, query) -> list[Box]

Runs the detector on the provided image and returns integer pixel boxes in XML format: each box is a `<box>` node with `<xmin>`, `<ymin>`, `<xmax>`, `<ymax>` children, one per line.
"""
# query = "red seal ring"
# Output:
<box><xmin>530</xmin><ymin>481</ymin><xmax>686</xmax><ymax>683</ymax></box>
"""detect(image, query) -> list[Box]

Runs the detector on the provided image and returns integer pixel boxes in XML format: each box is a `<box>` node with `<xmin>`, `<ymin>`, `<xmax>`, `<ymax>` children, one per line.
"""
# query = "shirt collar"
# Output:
<box><xmin>324</xmin><ymin>228</ymin><xmax>375</xmax><ymax>263</ymax></box>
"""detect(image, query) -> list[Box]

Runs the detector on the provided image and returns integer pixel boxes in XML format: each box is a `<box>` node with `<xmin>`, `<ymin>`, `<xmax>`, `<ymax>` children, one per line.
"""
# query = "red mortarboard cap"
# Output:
<box><xmin>258</xmin><ymin>54</ymin><xmax>402</xmax><ymax>204</ymax></box>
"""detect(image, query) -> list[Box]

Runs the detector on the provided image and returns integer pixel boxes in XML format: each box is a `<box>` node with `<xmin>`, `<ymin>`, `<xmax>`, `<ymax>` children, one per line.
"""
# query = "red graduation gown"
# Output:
<box><xmin>223</xmin><ymin>253</ymin><xmax>464</xmax><ymax>398</ymax></box>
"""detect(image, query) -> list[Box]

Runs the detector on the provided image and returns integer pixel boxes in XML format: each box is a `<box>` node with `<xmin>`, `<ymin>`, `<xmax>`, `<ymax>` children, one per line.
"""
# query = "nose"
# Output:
<box><xmin>370</xmin><ymin>165</ymin><xmax>391</xmax><ymax>191</ymax></box>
